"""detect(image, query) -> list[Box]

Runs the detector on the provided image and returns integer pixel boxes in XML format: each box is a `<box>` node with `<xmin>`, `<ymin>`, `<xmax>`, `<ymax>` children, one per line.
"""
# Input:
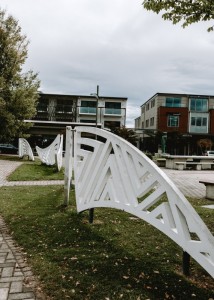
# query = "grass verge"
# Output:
<box><xmin>0</xmin><ymin>185</ymin><xmax>213</xmax><ymax>300</ymax></box>
<box><xmin>1</xmin><ymin>157</ymin><xmax>65</xmax><ymax>181</ymax></box>
<box><xmin>0</xmin><ymin>154</ymin><xmax>22</xmax><ymax>161</ymax></box>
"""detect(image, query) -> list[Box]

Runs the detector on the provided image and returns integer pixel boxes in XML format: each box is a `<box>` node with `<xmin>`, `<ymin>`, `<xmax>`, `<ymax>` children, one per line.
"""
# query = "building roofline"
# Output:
<box><xmin>24</xmin><ymin>120</ymin><xmax>103</xmax><ymax>126</ymax></box>
<box><xmin>140</xmin><ymin>92</ymin><xmax>214</xmax><ymax>107</ymax></box>
<box><xmin>39</xmin><ymin>92</ymin><xmax>127</xmax><ymax>101</ymax></box>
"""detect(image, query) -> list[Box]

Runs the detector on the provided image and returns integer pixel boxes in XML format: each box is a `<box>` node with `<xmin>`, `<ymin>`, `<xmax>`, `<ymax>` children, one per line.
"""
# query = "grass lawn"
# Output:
<box><xmin>0</xmin><ymin>154</ymin><xmax>22</xmax><ymax>161</ymax></box>
<box><xmin>0</xmin><ymin>184</ymin><xmax>213</xmax><ymax>300</ymax></box>
<box><xmin>0</xmin><ymin>155</ymin><xmax>64</xmax><ymax>181</ymax></box>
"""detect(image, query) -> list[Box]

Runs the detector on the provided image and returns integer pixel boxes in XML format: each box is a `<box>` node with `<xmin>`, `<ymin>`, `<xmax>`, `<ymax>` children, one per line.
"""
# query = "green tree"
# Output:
<box><xmin>197</xmin><ymin>138</ymin><xmax>213</xmax><ymax>154</ymax></box>
<box><xmin>0</xmin><ymin>9</ymin><xmax>40</xmax><ymax>142</ymax></box>
<box><xmin>142</xmin><ymin>0</ymin><xmax>214</xmax><ymax>31</ymax></box>
<box><xmin>111</xmin><ymin>126</ymin><xmax>138</xmax><ymax>146</ymax></box>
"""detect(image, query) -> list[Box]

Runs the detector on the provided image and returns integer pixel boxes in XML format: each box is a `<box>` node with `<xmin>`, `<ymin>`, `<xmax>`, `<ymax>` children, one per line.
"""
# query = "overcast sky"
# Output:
<box><xmin>1</xmin><ymin>0</ymin><xmax>214</xmax><ymax>127</ymax></box>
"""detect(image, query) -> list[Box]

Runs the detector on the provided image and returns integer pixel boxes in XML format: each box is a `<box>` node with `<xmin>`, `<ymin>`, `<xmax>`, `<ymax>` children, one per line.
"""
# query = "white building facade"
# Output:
<box><xmin>77</xmin><ymin>96</ymin><xmax>127</xmax><ymax>129</ymax></box>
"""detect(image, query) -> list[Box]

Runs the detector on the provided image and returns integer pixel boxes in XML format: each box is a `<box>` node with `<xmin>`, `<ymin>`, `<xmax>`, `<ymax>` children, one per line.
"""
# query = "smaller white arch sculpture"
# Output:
<box><xmin>56</xmin><ymin>134</ymin><xmax>63</xmax><ymax>172</ymax></box>
<box><xmin>64</xmin><ymin>127</ymin><xmax>73</xmax><ymax>204</ymax></box>
<box><xmin>36</xmin><ymin>134</ymin><xmax>63</xmax><ymax>171</ymax></box>
<box><xmin>18</xmin><ymin>138</ymin><xmax>34</xmax><ymax>161</ymax></box>
<box><xmin>64</xmin><ymin>126</ymin><xmax>214</xmax><ymax>278</ymax></box>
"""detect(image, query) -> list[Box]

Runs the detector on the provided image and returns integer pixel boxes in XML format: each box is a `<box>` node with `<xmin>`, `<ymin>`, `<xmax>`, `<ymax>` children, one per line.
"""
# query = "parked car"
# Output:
<box><xmin>205</xmin><ymin>150</ymin><xmax>214</xmax><ymax>156</ymax></box>
<box><xmin>0</xmin><ymin>144</ymin><xmax>18</xmax><ymax>154</ymax></box>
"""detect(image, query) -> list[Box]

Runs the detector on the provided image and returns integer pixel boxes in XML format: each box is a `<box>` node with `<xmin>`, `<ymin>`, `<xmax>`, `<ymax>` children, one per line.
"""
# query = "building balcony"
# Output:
<box><xmin>104</xmin><ymin>108</ymin><xmax>122</xmax><ymax>116</ymax></box>
<box><xmin>79</xmin><ymin>107</ymin><xmax>96</xmax><ymax>115</ymax></box>
<box><xmin>33</xmin><ymin>112</ymin><xmax>49</xmax><ymax>121</ymax></box>
<box><xmin>160</xmin><ymin>104</ymin><xmax>187</xmax><ymax>108</ymax></box>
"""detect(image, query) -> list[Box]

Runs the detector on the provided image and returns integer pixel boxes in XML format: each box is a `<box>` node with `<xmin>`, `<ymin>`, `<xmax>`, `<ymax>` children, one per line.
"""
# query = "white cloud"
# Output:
<box><xmin>1</xmin><ymin>0</ymin><xmax>214</xmax><ymax>126</ymax></box>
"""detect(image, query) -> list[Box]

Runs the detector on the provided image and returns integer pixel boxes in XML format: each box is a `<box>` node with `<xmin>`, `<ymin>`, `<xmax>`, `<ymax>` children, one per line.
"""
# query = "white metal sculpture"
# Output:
<box><xmin>56</xmin><ymin>134</ymin><xmax>63</xmax><ymax>172</ymax></box>
<box><xmin>36</xmin><ymin>134</ymin><xmax>63</xmax><ymax>170</ymax></box>
<box><xmin>18</xmin><ymin>138</ymin><xmax>34</xmax><ymax>161</ymax></box>
<box><xmin>65</xmin><ymin>126</ymin><xmax>214</xmax><ymax>278</ymax></box>
<box><xmin>64</xmin><ymin>127</ymin><xmax>73</xmax><ymax>204</ymax></box>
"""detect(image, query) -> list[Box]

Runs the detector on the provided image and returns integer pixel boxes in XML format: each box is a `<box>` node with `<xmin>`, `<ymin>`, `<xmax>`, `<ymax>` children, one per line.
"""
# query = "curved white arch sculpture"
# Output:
<box><xmin>36</xmin><ymin>134</ymin><xmax>63</xmax><ymax>170</ymax></box>
<box><xmin>64</xmin><ymin>127</ymin><xmax>73</xmax><ymax>204</ymax></box>
<box><xmin>18</xmin><ymin>138</ymin><xmax>34</xmax><ymax>161</ymax></box>
<box><xmin>56</xmin><ymin>134</ymin><xmax>63</xmax><ymax>171</ymax></box>
<box><xmin>65</xmin><ymin>126</ymin><xmax>214</xmax><ymax>278</ymax></box>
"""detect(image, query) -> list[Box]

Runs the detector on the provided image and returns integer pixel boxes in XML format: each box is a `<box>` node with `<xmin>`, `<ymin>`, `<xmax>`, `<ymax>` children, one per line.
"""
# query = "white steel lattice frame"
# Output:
<box><xmin>64</xmin><ymin>126</ymin><xmax>214</xmax><ymax>278</ymax></box>
<box><xmin>36</xmin><ymin>134</ymin><xmax>63</xmax><ymax>170</ymax></box>
<box><xmin>64</xmin><ymin>127</ymin><xmax>73</xmax><ymax>204</ymax></box>
<box><xmin>56</xmin><ymin>134</ymin><xmax>63</xmax><ymax>171</ymax></box>
<box><xmin>18</xmin><ymin>138</ymin><xmax>34</xmax><ymax>161</ymax></box>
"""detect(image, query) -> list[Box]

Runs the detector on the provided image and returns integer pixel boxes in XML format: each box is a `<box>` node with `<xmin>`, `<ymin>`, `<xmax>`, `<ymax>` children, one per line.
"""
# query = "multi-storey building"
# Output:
<box><xmin>76</xmin><ymin>95</ymin><xmax>127</xmax><ymax>129</ymax></box>
<box><xmin>27</xmin><ymin>92</ymin><xmax>127</xmax><ymax>146</ymax></box>
<box><xmin>135</xmin><ymin>93</ymin><xmax>214</xmax><ymax>154</ymax></box>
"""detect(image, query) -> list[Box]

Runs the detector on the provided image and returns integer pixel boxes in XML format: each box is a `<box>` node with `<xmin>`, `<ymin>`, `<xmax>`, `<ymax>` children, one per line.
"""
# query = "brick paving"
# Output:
<box><xmin>0</xmin><ymin>159</ymin><xmax>63</xmax><ymax>188</ymax></box>
<box><xmin>0</xmin><ymin>216</ymin><xmax>43</xmax><ymax>300</ymax></box>
<box><xmin>163</xmin><ymin>168</ymin><xmax>214</xmax><ymax>198</ymax></box>
<box><xmin>0</xmin><ymin>159</ymin><xmax>61</xmax><ymax>300</ymax></box>
<box><xmin>0</xmin><ymin>158</ymin><xmax>213</xmax><ymax>300</ymax></box>
<box><xmin>0</xmin><ymin>160</ymin><xmax>23</xmax><ymax>187</ymax></box>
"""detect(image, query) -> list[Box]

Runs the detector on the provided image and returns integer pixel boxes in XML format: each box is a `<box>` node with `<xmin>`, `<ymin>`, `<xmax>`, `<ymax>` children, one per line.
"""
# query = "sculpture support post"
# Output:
<box><xmin>89</xmin><ymin>208</ymin><xmax>94</xmax><ymax>224</ymax></box>
<box><xmin>182</xmin><ymin>251</ymin><xmax>190</xmax><ymax>276</ymax></box>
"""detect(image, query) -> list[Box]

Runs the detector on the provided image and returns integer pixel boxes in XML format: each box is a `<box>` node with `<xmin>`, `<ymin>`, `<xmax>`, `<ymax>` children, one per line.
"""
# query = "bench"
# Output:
<box><xmin>175</xmin><ymin>162</ymin><xmax>202</xmax><ymax>170</ymax></box>
<box><xmin>156</xmin><ymin>158</ymin><xmax>166</xmax><ymax>167</ymax></box>
<box><xmin>175</xmin><ymin>162</ymin><xmax>214</xmax><ymax>171</ymax></box>
<box><xmin>199</xmin><ymin>162</ymin><xmax>214</xmax><ymax>170</ymax></box>
<box><xmin>199</xmin><ymin>180</ymin><xmax>214</xmax><ymax>200</ymax></box>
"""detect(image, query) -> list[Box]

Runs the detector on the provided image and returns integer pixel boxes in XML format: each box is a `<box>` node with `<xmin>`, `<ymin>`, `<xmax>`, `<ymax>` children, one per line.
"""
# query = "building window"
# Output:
<box><xmin>105</xmin><ymin>102</ymin><xmax>121</xmax><ymax>115</ymax></box>
<box><xmin>191</xmin><ymin>117</ymin><xmax>207</xmax><ymax>127</ymax></box>
<box><xmin>167</xmin><ymin>115</ymin><xmax>179</xmax><ymax>127</ymax></box>
<box><xmin>190</xmin><ymin>115</ymin><xmax>208</xmax><ymax>133</ymax></box>
<box><xmin>151</xmin><ymin>99</ymin><xmax>155</xmax><ymax>108</ymax></box>
<box><xmin>146</xmin><ymin>119</ymin><xmax>149</xmax><ymax>127</ymax></box>
<box><xmin>141</xmin><ymin>106</ymin><xmax>145</xmax><ymax>114</ymax></box>
<box><xmin>37</xmin><ymin>100</ymin><xmax>48</xmax><ymax>112</ymax></box>
<box><xmin>166</xmin><ymin>97</ymin><xmax>181</xmax><ymax>107</ymax></box>
<box><xmin>142</xmin><ymin>121</ymin><xmax>144</xmax><ymax>128</ymax></box>
<box><xmin>56</xmin><ymin>100</ymin><xmax>73</xmax><ymax>114</ymax></box>
<box><xmin>190</xmin><ymin>98</ymin><xmax>208</xmax><ymax>112</ymax></box>
<box><xmin>80</xmin><ymin>101</ymin><xmax>96</xmax><ymax>114</ymax></box>
<box><xmin>150</xmin><ymin>117</ymin><xmax>154</xmax><ymax>126</ymax></box>
<box><xmin>80</xmin><ymin>119</ymin><xmax>96</xmax><ymax>123</ymax></box>
<box><xmin>146</xmin><ymin>103</ymin><xmax>150</xmax><ymax>111</ymax></box>
<box><xmin>104</xmin><ymin>121</ymin><xmax>120</xmax><ymax>129</ymax></box>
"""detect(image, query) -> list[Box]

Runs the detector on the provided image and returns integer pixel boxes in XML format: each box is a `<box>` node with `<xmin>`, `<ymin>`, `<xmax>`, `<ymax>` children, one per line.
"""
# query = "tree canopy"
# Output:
<box><xmin>142</xmin><ymin>0</ymin><xmax>214</xmax><ymax>31</ymax></box>
<box><xmin>111</xmin><ymin>126</ymin><xmax>138</xmax><ymax>146</ymax></box>
<box><xmin>0</xmin><ymin>9</ymin><xmax>40</xmax><ymax>142</ymax></box>
<box><xmin>197</xmin><ymin>138</ymin><xmax>213</xmax><ymax>154</ymax></box>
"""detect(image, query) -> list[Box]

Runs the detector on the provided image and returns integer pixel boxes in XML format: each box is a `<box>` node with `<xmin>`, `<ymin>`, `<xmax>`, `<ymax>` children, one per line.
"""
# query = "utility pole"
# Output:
<box><xmin>89</xmin><ymin>85</ymin><xmax>100</xmax><ymax>224</ymax></box>
<box><xmin>96</xmin><ymin>85</ymin><xmax>99</xmax><ymax>127</ymax></box>
<box><xmin>91</xmin><ymin>85</ymin><xmax>99</xmax><ymax>127</ymax></box>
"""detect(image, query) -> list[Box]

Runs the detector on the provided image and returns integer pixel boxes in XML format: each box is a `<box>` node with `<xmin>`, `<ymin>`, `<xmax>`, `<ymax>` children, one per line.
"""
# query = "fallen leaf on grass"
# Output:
<box><xmin>70</xmin><ymin>256</ymin><xmax>78</xmax><ymax>260</ymax></box>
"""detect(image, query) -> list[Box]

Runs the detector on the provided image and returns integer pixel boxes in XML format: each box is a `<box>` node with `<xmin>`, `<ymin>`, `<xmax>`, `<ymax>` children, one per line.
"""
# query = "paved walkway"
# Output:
<box><xmin>0</xmin><ymin>159</ymin><xmax>63</xmax><ymax>188</ymax></box>
<box><xmin>0</xmin><ymin>160</ymin><xmax>61</xmax><ymax>300</ymax></box>
<box><xmin>0</xmin><ymin>159</ymin><xmax>213</xmax><ymax>300</ymax></box>
<box><xmin>163</xmin><ymin>168</ymin><xmax>214</xmax><ymax>198</ymax></box>
<box><xmin>0</xmin><ymin>216</ymin><xmax>46</xmax><ymax>300</ymax></box>
<box><xmin>1</xmin><ymin>159</ymin><xmax>213</xmax><ymax>196</ymax></box>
